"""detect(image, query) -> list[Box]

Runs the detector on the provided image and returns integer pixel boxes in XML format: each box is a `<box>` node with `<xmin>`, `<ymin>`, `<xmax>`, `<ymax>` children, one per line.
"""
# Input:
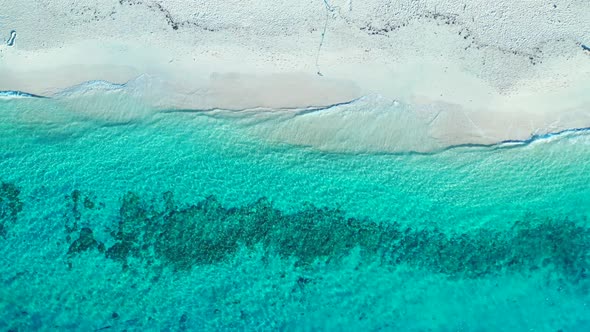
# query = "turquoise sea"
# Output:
<box><xmin>1</xmin><ymin>94</ymin><xmax>589</xmax><ymax>331</ymax></box>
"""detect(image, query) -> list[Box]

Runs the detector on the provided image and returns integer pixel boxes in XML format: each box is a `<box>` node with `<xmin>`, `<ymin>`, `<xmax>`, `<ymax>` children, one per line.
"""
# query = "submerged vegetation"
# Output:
<box><xmin>2</xmin><ymin>178</ymin><xmax>587</xmax><ymax>283</ymax></box>
<box><xmin>53</xmin><ymin>186</ymin><xmax>590</xmax><ymax>283</ymax></box>
<box><xmin>0</xmin><ymin>181</ymin><xmax>23</xmax><ymax>238</ymax></box>
<box><xmin>1</xmin><ymin>178</ymin><xmax>587</xmax><ymax>285</ymax></box>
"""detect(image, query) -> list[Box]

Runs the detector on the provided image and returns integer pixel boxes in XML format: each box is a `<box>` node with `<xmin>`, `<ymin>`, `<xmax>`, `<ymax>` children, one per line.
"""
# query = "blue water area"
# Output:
<box><xmin>1</xmin><ymin>95</ymin><xmax>590</xmax><ymax>331</ymax></box>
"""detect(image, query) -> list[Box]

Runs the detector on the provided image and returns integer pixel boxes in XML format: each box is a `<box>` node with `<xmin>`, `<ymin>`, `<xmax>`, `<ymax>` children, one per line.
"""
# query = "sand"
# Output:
<box><xmin>1</xmin><ymin>0</ymin><xmax>589</xmax><ymax>152</ymax></box>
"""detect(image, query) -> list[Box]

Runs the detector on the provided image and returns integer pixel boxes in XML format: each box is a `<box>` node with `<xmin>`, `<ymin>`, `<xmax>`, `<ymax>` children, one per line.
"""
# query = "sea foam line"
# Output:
<box><xmin>0</xmin><ymin>90</ymin><xmax>47</xmax><ymax>99</ymax></box>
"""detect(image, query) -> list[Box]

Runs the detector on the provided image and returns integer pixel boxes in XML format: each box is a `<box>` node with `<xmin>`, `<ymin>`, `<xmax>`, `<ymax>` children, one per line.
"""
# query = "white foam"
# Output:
<box><xmin>0</xmin><ymin>90</ymin><xmax>41</xmax><ymax>99</ymax></box>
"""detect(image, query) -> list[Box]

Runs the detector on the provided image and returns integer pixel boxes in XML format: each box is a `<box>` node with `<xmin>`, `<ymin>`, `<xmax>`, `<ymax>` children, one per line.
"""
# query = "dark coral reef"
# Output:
<box><xmin>56</xmin><ymin>188</ymin><xmax>590</xmax><ymax>283</ymax></box>
<box><xmin>0</xmin><ymin>181</ymin><xmax>23</xmax><ymax>238</ymax></box>
<box><xmin>2</xmin><ymin>179</ymin><xmax>588</xmax><ymax>282</ymax></box>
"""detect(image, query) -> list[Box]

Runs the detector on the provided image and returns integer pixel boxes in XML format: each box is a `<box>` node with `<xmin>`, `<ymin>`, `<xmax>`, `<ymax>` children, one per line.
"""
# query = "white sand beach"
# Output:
<box><xmin>1</xmin><ymin>0</ymin><xmax>589</xmax><ymax>152</ymax></box>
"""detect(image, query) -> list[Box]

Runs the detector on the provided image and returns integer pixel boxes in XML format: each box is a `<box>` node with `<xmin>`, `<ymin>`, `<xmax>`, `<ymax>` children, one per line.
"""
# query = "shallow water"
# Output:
<box><xmin>1</xmin><ymin>96</ymin><xmax>589</xmax><ymax>331</ymax></box>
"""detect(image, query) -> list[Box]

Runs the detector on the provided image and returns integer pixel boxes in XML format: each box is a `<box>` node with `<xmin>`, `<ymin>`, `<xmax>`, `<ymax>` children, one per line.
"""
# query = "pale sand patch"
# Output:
<box><xmin>238</xmin><ymin>97</ymin><xmax>590</xmax><ymax>153</ymax></box>
<box><xmin>0</xmin><ymin>41</ymin><xmax>362</xmax><ymax>110</ymax></box>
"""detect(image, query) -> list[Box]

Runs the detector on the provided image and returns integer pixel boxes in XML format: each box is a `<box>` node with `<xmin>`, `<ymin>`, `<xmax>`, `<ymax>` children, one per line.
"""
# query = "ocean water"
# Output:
<box><xmin>1</xmin><ymin>94</ymin><xmax>589</xmax><ymax>331</ymax></box>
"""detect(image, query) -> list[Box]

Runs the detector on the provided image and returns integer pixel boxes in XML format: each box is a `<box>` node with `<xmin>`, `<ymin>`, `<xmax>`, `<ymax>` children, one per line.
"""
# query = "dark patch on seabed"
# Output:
<box><xmin>2</xmin><ymin>180</ymin><xmax>588</xmax><ymax>285</ymax></box>
<box><xmin>0</xmin><ymin>181</ymin><xmax>23</xmax><ymax>238</ymax></box>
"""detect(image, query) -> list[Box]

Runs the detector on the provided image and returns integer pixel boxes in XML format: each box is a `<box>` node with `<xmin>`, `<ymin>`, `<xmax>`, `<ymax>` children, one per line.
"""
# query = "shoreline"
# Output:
<box><xmin>2</xmin><ymin>84</ymin><xmax>590</xmax><ymax>154</ymax></box>
<box><xmin>1</xmin><ymin>0</ymin><xmax>589</xmax><ymax>153</ymax></box>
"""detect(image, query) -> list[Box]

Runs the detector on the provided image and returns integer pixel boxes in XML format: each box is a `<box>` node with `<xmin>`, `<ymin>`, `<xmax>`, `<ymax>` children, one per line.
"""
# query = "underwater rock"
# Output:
<box><xmin>64</xmin><ymin>190</ymin><xmax>83</xmax><ymax>234</ymax></box>
<box><xmin>154</xmin><ymin>195</ymin><xmax>241</xmax><ymax>268</ymax></box>
<box><xmin>67</xmin><ymin>227</ymin><xmax>101</xmax><ymax>255</ymax></box>
<box><xmin>83</xmin><ymin>197</ymin><xmax>95</xmax><ymax>209</ymax></box>
<box><xmin>57</xmin><ymin>189</ymin><xmax>590</xmax><ymax>282</ymax></box>
<box><xmin>0</xmin><ymin>181</ymin><xmax>24</xmax><ymax>238</ymax></box>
